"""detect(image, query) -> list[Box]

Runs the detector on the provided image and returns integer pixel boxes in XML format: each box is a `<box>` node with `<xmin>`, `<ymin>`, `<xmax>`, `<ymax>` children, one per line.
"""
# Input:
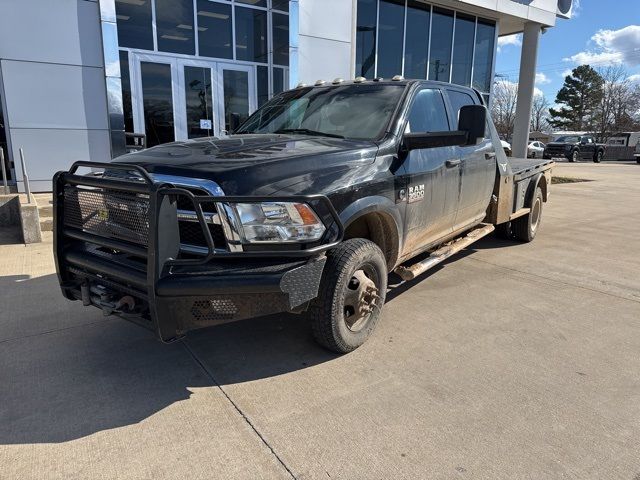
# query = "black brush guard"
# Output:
<box><xmin>54</xmin><ymin>162</ymin><xmax>344</xmax><ymax>341</ymax></box>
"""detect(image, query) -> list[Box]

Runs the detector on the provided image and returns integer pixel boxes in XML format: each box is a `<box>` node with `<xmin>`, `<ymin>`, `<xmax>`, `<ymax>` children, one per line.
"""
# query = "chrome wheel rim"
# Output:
<box><xmin>343</xmin><ymin>265</ymin><xmax>381</xmax><ymax>332</ymax></box>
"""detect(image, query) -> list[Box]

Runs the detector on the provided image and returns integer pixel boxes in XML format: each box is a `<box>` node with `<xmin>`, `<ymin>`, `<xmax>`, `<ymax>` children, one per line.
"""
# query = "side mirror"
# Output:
<box><xmin>403</xmin><ymin>131</ymin><xmax>468</xmax><ymax>150</ymax></box>
<box><xmin>458</xmin><ymin>105</ymin><xmax>486</xmax><ymax>145</ymax></box>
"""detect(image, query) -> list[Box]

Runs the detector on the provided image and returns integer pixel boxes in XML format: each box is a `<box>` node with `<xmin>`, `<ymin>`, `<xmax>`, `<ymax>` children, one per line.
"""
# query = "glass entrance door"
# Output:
<box><xmin>130</xmin><ymin>53</ymin><xmax>256</xmax><ymax>146</ymax></box>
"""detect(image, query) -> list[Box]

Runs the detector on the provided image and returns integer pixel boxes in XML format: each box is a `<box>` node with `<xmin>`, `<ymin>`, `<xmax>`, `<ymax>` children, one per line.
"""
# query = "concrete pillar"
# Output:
<box><xmin>512</xmin><ymin>22</ymin><xmax>542</xmax><ymax>159</ymax></box>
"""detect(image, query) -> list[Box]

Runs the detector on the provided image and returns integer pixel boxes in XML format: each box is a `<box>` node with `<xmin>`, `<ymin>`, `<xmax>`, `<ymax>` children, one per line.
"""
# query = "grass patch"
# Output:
<box><xmin>552</xmin><ymin>176</ymin><xmax>593</xmax><ymax>184</ymax></box>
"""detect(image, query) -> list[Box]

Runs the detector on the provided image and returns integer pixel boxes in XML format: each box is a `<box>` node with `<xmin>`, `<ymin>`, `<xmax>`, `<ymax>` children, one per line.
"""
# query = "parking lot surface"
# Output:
<box><xmin>1</xmin><ymin>162</ymin><xmax>639</xmax><ymax>480</ymax></box>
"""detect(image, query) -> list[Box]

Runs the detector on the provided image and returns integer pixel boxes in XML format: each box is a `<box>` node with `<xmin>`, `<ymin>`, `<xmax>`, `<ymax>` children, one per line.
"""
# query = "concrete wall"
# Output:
<box><xmin>0</xmin><ymin>0</ymin><xmax>109</xmax><ymax>192</ymax></box>
<box><xmin>295</xmin><ymin>0</ymin><xmax>356</xmax><ymax>85</ymax></box>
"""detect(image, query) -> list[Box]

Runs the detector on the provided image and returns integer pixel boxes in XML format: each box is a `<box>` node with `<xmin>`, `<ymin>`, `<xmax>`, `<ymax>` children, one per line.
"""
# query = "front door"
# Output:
<box><xmin>400</xmin><ymin>87</ymin><xmax>460</xmax><ymax>257</ymax></box>
<box><xmin>130</xmin><ymin>53</ymin><xmax>256</xmax><ymax>147</ymax></box>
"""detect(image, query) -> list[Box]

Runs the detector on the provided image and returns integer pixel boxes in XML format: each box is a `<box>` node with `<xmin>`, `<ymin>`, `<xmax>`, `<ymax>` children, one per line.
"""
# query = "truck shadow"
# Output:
<box><xmin>0</xmin><ymin>272</ymin><xmax>337</xmax><ymax>445</ymax></box>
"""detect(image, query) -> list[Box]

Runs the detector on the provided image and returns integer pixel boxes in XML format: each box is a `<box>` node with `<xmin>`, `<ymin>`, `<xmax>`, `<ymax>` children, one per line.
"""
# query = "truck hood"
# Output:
<box><xmin>115</xmin><ymin>134</ymin><xmax>378</xmax><ymax>195</ymax></box>
<box><xmin>545</xmin><ymin>142</ymin><xmax>575</xmax><ymax>147</ymax></box>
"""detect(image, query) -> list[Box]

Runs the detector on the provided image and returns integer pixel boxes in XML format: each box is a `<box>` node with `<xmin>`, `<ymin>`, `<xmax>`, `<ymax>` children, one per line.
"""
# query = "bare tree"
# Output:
<box><xmin>596</xmin><ymin>65</ymin><xmax>640</xmax><ymax>140</ymax></box>
<box><xmin>491</xmin><ymin>79</ymin><xmax>519</xmax><ymax>140</ymax></box>
<box><xmin>530</xmin><ymin>93</ymin><xmax>551</xmax><ymax>132</ymax></box>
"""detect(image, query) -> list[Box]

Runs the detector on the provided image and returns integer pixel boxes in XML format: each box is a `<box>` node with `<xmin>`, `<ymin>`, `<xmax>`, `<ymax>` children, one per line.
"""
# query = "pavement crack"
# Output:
<box><xmin>181</xmin><ymin>340</ymin><xmax>297</xmax><ymax>480</ymax></box>
<box><xmin>0</xmin><ymin>318</ymin><xmax>112</xmax><ymax>345</ymax></box>
<box><xmin>468</xmin><ymin>256</ymin><xmax>640</xmax><ymax>304</ymax></box>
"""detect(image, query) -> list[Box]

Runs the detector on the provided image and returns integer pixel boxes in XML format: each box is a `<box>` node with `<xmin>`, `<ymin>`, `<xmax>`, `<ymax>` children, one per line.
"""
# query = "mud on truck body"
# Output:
<box><xmin>54</xmin><ymin>79</ymin><xmax>553</xmax><ymax>353</ymax></box>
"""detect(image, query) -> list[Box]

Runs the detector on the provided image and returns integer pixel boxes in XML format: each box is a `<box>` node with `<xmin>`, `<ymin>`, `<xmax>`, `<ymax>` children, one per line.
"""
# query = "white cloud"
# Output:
<box><xmin>629</xmin><ymin>74</ymin><xmax>640</xmax><ymax>84</ymax></box>
<box><xmin>535</xmin><ymin>72</ymin><xmax>551</xmax><ymax>85</ymax></box>
<box><xmin>561</xmin><ymin>69</ymin><xmax>573</xmax><ymax>79</ymax></box>
<box><xmin>564</xmin><ymin>25</ymin><xmax>640</xmax><ymax>67</ymax></box>
<box><xmin>497</xmin><ymin>34</ymin><xmax>521</xmax><ymax>52</ymax></box>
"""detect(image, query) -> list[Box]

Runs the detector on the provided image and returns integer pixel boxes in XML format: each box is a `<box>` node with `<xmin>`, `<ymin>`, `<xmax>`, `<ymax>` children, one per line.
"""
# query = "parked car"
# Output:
<box><xmin>501</xmin><ymin>140</ymin><xmax>512</xmax><ymax>157</ymax></box>
<box><xmin>635</xmin><ymin>141</ymin><xmax>640</xmax><ymax>164</ymax></box>
<box><xmin>528</xmin><ymin>141</ymin><xmax>545</xmax><ymax>158</ymax></box>
<box><xmin>543</xmin><ymin>134</ymin><xmax>605</xmax><ymax>162</ymax></box>
<box><xmin>53</xmin><ymin>79</ymin><xmax>554</xmax><ymax>353</ymax></box>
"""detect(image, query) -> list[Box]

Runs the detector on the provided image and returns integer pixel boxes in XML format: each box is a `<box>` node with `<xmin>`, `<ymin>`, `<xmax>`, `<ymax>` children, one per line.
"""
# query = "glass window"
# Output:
<box><xmin>428</xmin><ymin>8</ymin><xmax>454</xmax><ymax>82</ymax></box>
<box><xmin>115</xmin><ymin>0</ymin><xmax>153</xmax><ymax>50</ymax></box>
<box><xmin>272</xmin><ymin>0</ymin><xmax>289</xmax><ymax>12</ymax></box>
<box><xmin>406</xmin><ymin>88</ymin><xmax>450</xmax><ymax>133</ymax></box>
<box><xmin>272</xmin><ymin>13</ymin><xmax>289</xmax><ymax>66</ymax></box>
<box><xmin>403</xmin><ymin>1</ymin><xmax>430</xmax><ymax>80</ymax></box>
<box><xmin>119</xmin><ymin>51</ymin><xmax>134</xmax><ymax>133</ymax></box>
<box><xmin>355</xmin><ymin>0</ymin><xmax>377</xmax><ymax>79</ymax></box>
<box><xmin>377</xmin><ymin>0</ymin><xmax>405</xmax><ymax>79</ymax></box>
<box><xmin>257</xmin><ymin>65</ymin><xmax>269</xmax><ymax>107</ymax></box>
<box><xmin>447</xmin><ymin>90</ymin><xmax>475</xmax><ymax>127</ymax></box>
<box><xmin>451</xmin><ymin>14</ymin><xmax>475</xmax><ymax>87</ymax></box>
<box><xmin>223</xmin><ymin>70</ymin><xmax>250</xmax><ymax>133</ymax></box>
<box><xmin>197</xmin><ymin>0</ymin><xmax>233</xmax><ymax>59</ymax></box>
<box><xmin>235</xmin><ymin>6</ymin><xmax>268</xmax><ymax>62</ymax></box>
<box><xmin>236</xmin><ymin>84</ymin><xmax>405</xmax><ymax>140</ymax></box>
<box><xmin>237</xmin><ymin>0</ymin><xmax>267</xmax><ymax>7</ymax></box>
<box><xmin>140</xmin><ymin>62</ymin><xmax>175</xmax><ymax>147</ymax></box>
<box><xmin>156</xmin><ymin>0</ymin><xmax>195</xmax><ymax>55</ymax></box>
<box><xmin>184</xmin><ymin>66</ymin><xmax>214</xmax><ymax>139</ymax></box>
<box><xmin>0</xmin><ymin>78</ymin><xmax>9</xmax><ymax>182</ymax></box>
<box><xmin>273</xmin><ymin>67</ymin><xmax>285</xmax><ymax>94</ymax></box>
<box><xmin>472</xmin><ymin>19</ymin><xmax>495</xmax><ymax>93</ymax></box>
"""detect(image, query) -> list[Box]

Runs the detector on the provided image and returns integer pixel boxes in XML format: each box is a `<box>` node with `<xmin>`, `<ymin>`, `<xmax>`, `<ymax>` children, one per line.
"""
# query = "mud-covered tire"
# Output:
<box><xmin>512</xmin><ymin>187</ymin><xmax>543</xmax><ymax>242</ymax></box>
<box><xmin>308</xmin><ymin>238</ymin><xmax>387</xmax><ymax>353</ymax></box>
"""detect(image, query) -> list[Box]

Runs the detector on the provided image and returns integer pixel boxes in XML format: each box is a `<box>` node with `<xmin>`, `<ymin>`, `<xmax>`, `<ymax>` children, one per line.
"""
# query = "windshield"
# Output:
<box><xmin>555</xmin><ymin>136</ymin><xmax>579</xmax><ymax>143</ymax></box>
<box><xmin>235</xmin><ymin>84</ymin><xmax>405</xmax><ymax>140</ymax></box>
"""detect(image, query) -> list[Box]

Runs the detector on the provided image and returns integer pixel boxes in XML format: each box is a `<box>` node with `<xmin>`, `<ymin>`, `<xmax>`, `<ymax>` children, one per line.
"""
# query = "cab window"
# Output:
<box><xmin>406</xmin><ymin>88</ymin><xmax>450</xmax><ymax>133</ymax></box>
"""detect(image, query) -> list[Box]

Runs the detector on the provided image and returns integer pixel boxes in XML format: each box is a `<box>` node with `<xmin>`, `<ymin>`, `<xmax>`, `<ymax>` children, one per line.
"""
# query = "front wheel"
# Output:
<box><xmin>308</xmin><ymin>239</ymin><xmax>387</xmax><ymax>353</ymax></box>
<box><xmin>569</xmin><ymin>150</ymin><xmax>579</xmax><ymax>162</ymax></box>
<box><xmin>512</xmin><ymin>187</ymin><xmax>543</xmax><ymax>242</ymax></box>
<box><xmin>594</xmin><ymin>150</ymin><xmax>603</xmax><ymax>163</ymax></box>
<box><xmin>530</xmin><ymin>151</ymin><xmax>536</xmax><ymax>159</ymax></box>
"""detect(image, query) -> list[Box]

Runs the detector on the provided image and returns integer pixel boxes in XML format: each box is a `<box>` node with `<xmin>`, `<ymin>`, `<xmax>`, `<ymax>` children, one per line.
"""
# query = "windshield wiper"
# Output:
<box><xmin>274</xmin><ymin>128</ymin><xmax>345</xmax><ymax>139</ymax></box>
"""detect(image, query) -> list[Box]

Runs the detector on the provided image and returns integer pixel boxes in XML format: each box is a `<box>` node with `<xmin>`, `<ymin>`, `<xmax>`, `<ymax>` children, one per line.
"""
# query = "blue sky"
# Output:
<box><xmin>495</xmin><ymin>0</ymin><xmax>640</xmax><ymax>101</ymax></box>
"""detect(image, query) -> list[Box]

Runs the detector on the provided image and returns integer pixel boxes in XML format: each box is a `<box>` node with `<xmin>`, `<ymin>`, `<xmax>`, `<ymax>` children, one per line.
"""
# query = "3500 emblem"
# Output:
<box><xmin>408</xmin><ymin>184</ymin><xmax>425</xmax><ymax>203</ymax></box>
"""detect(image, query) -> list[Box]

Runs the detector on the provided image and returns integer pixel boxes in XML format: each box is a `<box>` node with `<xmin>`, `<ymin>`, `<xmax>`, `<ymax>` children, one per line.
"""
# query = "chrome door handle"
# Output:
<box><xmin>445</xmin><ymin>159</ymin><xmax>461</xmax><ymax>168</ymax></box>
<box><xmin>485</xmin><ymin>152</ymin><xmax>496</xmax><ymax>159</ymax></box>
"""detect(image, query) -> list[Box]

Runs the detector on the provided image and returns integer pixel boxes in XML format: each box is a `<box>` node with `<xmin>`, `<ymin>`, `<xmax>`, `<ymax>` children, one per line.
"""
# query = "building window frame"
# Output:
<box><xmin>355</xmin><ymin>0</ymin><xmax>497</xmax><ymax>99</ymax></box>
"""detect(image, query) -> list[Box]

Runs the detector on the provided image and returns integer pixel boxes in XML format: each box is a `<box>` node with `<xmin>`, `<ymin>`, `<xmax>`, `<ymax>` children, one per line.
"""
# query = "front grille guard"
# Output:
<box><xmin>54</xmin><ymin>160</ymin><xmax>343</xmax><ymax>280</ymax></box>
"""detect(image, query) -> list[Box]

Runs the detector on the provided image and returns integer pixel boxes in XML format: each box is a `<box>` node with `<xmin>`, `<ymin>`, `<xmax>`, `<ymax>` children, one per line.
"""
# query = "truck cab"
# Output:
<box><xmin>53</xmin><ymin>79</ymin><xmax>553</xmax><ymax>353</ymax></box>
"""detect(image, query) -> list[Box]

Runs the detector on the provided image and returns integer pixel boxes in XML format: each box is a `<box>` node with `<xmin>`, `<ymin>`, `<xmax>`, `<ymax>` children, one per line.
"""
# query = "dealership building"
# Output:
<box><xmin>0</xmin><ymin>0</ymin><xmax>572</xmax><ymax>191</ymax></box>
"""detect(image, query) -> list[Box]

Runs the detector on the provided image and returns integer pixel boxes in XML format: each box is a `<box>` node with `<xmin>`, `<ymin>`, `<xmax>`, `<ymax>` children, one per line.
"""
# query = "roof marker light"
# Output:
<box><xmin>315</xmin><ymin>79</ymin><xmax>326</xmax><ymax>86</ymax></box>
<box><xmin>332</xmin><ymin>78</ymin><xmax>344</xmax><ymax>84</ymax></box>
<box><xmin>392</xmin><ymin>75</ymin><xmax>405</xmax><ymax>81</ymax></box>
<box><xmin>354</xmin><ymin>76</ymin><xmax>366</xmax><ymax>83</ymax></box>
<box><xmin>296</xmin><ymin>82</ymin><xmax>308</xmax><ymax>88</ymax></box>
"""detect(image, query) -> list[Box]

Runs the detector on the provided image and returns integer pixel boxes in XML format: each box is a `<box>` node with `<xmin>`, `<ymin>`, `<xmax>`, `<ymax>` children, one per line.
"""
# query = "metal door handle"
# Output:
<box><xmin>445</xmin><ymin>159</ymin><xmax>461</xmax><ymax>167</ymax></box>
<box><xmin>485</xmin><ymin>152</ymin><xmax>496</xmax><ymax>159</ymax></box>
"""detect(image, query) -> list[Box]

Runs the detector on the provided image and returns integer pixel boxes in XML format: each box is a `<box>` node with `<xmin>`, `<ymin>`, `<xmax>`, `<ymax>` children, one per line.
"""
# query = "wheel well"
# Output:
<box><xmin>344</xmin><ymin>212</ymin><xmax>399</xmax><ymax>269</ymax></box>
<box><xmin>537</xmin><ymin>176</ymin><xmax>548</xmax><ymax>202</ymax></box>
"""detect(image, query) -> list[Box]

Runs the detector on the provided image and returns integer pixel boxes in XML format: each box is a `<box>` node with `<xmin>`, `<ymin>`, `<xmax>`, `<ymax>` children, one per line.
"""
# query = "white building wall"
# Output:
<box><xmin>0</xmin><ymin>0</ymin><xmax>109</xmax><ymax>192</ymax></box>
<box><xmin>295</xmin><ymin>0</ymin><xmax>356</xmax><ymax>85</ymax></box>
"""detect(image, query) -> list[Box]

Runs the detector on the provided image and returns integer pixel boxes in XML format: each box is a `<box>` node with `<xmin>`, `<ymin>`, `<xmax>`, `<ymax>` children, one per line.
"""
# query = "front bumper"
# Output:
<box><xmin>54</xmin><ymin>162</ymin><xmax>342</xmax><ymax>341</ymax></box>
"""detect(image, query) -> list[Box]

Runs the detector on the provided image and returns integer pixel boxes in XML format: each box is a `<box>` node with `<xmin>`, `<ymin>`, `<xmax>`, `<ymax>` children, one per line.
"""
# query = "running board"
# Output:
<box><xmin>394</xmin><ymin>223</ymin><xmax>495</xmax><ymax>281</ymax></box>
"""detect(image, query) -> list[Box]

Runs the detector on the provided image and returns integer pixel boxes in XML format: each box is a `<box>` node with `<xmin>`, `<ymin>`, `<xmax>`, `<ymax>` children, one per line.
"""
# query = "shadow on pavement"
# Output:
<box><xmin>0</xmin><ymin>273</ymin><xmax>337</xmax><ymax>445</ymax></box>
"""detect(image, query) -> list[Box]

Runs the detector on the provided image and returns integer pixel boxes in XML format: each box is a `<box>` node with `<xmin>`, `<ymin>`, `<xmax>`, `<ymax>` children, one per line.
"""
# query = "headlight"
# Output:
<box><xmin>231</xmin><ymin>202</ymin><xmax>326</xmax><ymax>243</ymax></box>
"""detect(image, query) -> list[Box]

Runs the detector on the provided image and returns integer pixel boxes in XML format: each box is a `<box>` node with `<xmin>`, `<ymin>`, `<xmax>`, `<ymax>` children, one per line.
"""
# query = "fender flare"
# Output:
<box><xmin>525</xmin><ymin>173</ymin><xmax>548</xmax><ymax>207</ymax></box>
<box><xmin>339</xmin><ymin>195</ymin><xmax>404</xmax><ymax>267</ymax></box>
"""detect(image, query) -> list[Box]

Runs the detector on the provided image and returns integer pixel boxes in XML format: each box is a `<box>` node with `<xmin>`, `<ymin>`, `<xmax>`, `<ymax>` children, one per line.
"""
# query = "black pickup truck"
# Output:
<box><xmin>53</xmin><ymin>79</ymin><xmax>553</xmax><ymax>353</ymax></box>
<box><xmin>543</xmin><ymin>134</ymin><xmax>605</xmax><ymax>163</ymax></box>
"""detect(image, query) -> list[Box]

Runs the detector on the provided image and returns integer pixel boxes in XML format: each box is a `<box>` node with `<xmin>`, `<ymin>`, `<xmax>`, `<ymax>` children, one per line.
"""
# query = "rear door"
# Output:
<box><xmin>445</xmin><ymin>88</ymin><xmax>496</xmax><ymax>231</ymax></box>
<box><xmin>399</xmin><ymin>87</ymin><xmax>459</xmax><ymax>256</ymax></box>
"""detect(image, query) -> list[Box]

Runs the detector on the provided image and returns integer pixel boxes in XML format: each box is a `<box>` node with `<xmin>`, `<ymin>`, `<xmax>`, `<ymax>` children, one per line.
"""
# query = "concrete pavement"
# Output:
<box><xmin>1</xmin><ymin>162</ymin><xmax>639</xmax><ymax>479</ymax></box>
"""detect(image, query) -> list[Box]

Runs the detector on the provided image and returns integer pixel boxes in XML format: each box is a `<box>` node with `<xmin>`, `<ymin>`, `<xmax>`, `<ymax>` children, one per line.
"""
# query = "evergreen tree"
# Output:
<box><xmin>549</xmin><ymin>65</ymin><xmax>604</xmax><ymax>131</ymax></box>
